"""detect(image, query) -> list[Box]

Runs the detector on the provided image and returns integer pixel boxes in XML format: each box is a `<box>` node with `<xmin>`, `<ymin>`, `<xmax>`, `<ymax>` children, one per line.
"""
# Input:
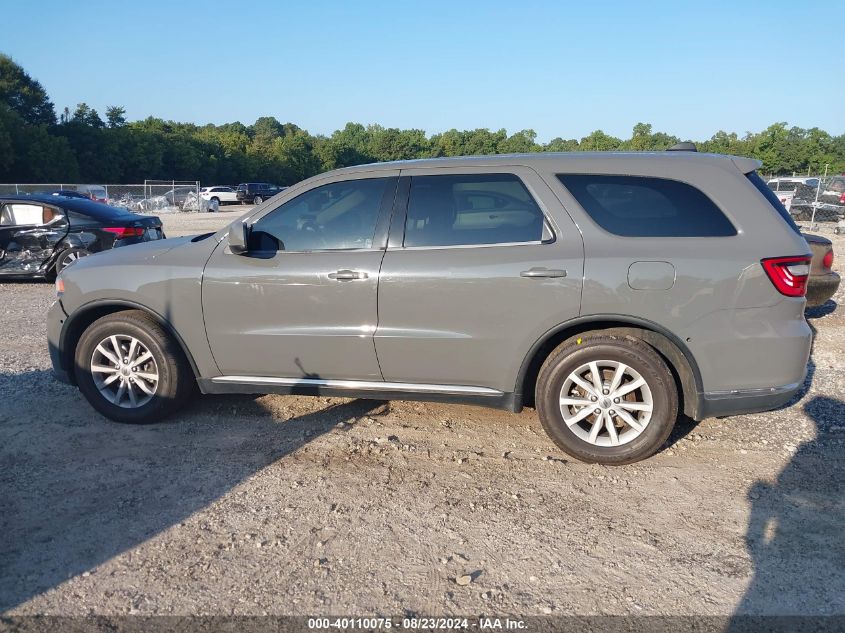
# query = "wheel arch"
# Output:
<box><xmin>59</xmin><ymin>300</ymin><xmax>201</xmax><ymax>385</ymax></box>
<box><xmin>515</xmin><ymin>315</ymin><xmax>702</xmax><ymax>419</ymax></box>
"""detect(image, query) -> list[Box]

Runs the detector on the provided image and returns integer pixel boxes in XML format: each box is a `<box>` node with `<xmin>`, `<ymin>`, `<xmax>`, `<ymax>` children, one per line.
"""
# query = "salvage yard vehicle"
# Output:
<box><xmin>0</xmin><ymin>195</ymin><xmax>164</xmax><ymax>279</ymax></box>
<box><xmin>767</xmin><ymin>177</ymin><xmax>819</xmax><ymax>212</ymax></box>
<box><xmin>804</xmin><ymin>233</ymin><xmax>840</xmax><ymax>306</ymax></box>
<box><xmin>789</xmin><ymin>176</ymin><xmax>845</xmax><ymax>222</ymax></box>
<box><xmin>200</xmin><ymin>186</ymin><xmax>239</xmax><ymax>206</ymax></box>
<box><xmin>236</xmin><ymin>182</ymin><xmax>285</xmax><ymax>205</ymax></box>
<box><xmin>49</xmin><ymin>148</ymin><xmax>814</xmax><ymax>464</ymax></box>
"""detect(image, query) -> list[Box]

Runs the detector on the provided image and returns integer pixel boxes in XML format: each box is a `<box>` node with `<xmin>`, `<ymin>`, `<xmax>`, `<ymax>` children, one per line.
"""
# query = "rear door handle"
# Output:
<box><xmin>328</xmin><ymin>269</ymin><xmax>368</xmax><ymax>281</ymax></box>
<box><xmin>520</xmin><ymin>267</ymin><xmax>567</xmax><ymax>278</ymax></box>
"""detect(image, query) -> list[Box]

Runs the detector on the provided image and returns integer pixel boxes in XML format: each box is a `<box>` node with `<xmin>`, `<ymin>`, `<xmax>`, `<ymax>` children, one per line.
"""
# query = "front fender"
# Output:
<box><xmin>59</xmin><ymin>235</ymin><xmax>223</xmax><ymax>381</ymax></box>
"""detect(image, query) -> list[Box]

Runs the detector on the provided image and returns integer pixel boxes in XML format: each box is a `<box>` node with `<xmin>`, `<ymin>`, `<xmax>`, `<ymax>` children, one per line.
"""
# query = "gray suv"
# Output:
<box><xmin>47</xmin><ymin>150</ymin><xmax>813</xmax><ymax>464</ymax></box>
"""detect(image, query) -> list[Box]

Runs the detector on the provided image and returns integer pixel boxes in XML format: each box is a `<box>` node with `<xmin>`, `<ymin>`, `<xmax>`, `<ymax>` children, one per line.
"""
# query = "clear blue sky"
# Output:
<box><xmin>3</xmin><ymin>0</ymin><xmax>842</xmax><ymax>142</ymax></box>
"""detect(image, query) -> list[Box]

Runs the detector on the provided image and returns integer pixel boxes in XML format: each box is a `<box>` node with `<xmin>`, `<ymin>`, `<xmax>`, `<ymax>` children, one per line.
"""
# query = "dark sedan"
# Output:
<box><xmin>804</xmin><ymin>233</ymin><xmax>840</xmax><ymax>307</ymax></box>
<box><xmin>0</xmin><ymin>195</ymin><xmax>164</xmax><ymax>280</ymax></box>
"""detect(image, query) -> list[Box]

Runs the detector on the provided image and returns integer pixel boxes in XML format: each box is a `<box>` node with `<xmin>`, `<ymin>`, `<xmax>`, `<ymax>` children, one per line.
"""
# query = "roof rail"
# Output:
<box><xmin>667</xmin><ymin>141</ymin><xmax>697</xmax><ymax>152</ymax></box>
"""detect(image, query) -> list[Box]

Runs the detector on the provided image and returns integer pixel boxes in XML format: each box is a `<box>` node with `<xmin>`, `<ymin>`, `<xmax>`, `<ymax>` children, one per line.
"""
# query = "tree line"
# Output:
<box><xmin>2</xmin><ymin>53</ymin><xmax>844</xmax><ymax>185</ymax></box>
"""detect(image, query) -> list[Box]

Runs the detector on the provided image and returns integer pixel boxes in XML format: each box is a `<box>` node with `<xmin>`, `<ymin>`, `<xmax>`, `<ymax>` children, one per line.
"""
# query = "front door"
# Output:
<box><xmin>375</xmin><ymin>167</ymin><xmax>584</xmax><ymax>394</ymax></box>
<box><xmin>202</xmin><ymin>173</ymin><xmax>398</xmax><ymax>380</ymax></box>
<box><xmin>0</xmin><ymin>201</ymin><xmax>68</xmax><ymax>276</ymax></box>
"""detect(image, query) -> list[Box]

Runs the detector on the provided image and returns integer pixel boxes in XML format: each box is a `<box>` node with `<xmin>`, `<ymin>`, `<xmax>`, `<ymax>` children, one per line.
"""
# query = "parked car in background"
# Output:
<box><xmin>236</xmin><ymin>182</ymin><xmax>285</xmax><ymax>205</ymax></box>
<box><xmin>73</xmin><ymin>185</ymin><xmax>109</xmax><ymax>203</ymax></box>
<box><xmin>767</xmin><ymin>177</ymin><xmax>819</xmax><ymax>212</ymax></box>
<box><xmin>200</xmin><ymin>186</ymin><xmax>239</xmax><ymax>205</ymax></box>
<box><xmin>164</xmin><ymin>186</ymin><xmax>199</xmax><ymax>210</ymax></box>
<box><xmin>50</xmin><ymin>148</ymin><xmax>813</xmax><ymax>465</ymax></box>
<box><xmin>0</xmin><ymin>194</ymin><xmax>163</xmax><ymax>279</ymax></box>
<box><xmin>788</xmin><ymin>176</ymin><xmax>845</xmax><ymax>222</ymax></box>
<box><xmin>803</xmin><ymin>233</ymin><xmax>840</xmax><ymax>307</ymax></box>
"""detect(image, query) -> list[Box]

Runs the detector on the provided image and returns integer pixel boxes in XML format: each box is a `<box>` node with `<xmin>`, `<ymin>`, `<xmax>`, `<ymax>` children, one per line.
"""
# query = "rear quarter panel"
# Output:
<box><xmin>535</xmin><ymin>157</ymin><xmax>812</xmax><ymax>393</ymax></box>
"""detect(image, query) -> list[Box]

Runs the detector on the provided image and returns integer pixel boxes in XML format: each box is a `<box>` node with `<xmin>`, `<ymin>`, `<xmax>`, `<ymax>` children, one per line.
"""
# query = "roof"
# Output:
<box><xmin>332</xmin><ymin>151</ymin><xmax>763</xmax><ymax>175</ymax></box>
<box><xmin>0</xmin><ymin>194</ymin><xmax>139</xmax><ymax>219</ymax></box>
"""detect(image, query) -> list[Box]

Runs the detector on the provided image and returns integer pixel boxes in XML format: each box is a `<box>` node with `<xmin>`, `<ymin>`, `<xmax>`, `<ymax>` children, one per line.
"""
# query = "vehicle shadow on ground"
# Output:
<box><xmin>0</xmin><ymin>370</ymin><xmax>386</xmax><ymax>612</ymax></box>
<box><xmin>805</xmin><ymin>298</ymin><xmax>838</xmax><ymax>320</ymax></box>
<box><xmin>727</xmin><ymin>395</ymin><xmax>845</xmax><ymax>626</ymax></box>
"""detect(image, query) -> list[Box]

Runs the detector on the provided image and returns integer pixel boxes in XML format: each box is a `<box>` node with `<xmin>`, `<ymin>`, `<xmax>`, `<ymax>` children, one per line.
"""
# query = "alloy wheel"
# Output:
<box><xmin>559</xmin><ymin>360</ymin><xmax>653</xmax><ymax>447</ymax></box>
<box><xmin>90</xmin><ymin>334</ymin><xmax>160</xmax><ymax>408</ymax></box>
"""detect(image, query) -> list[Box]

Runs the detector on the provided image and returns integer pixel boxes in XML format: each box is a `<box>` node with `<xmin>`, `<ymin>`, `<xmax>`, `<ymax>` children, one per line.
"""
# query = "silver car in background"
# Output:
<box><xmin>48</xmin><ymin>148</ymin><xmax>813</xmax><ymax>464</ymax></box>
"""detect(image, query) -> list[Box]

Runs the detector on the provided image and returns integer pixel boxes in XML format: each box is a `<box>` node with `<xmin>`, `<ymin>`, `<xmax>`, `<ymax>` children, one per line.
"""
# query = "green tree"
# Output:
<box><xmin>71</xmin><ymin>103</ymin><xmax>104</xmax><ymax>128</ymax></box>
<box><xmin>0</xmin><ymin>53</ymin><xmax>55</xmax><ymax>125</ymax></box>
<box><xmin>105</xmin><ymin>106</ymin><xmax>127</xmax><ymax>128</ymax></box>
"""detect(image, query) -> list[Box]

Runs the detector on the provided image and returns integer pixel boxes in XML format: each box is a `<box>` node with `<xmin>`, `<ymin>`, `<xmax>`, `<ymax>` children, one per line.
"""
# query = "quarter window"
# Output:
<box><xmin>249</xmin><ymin>178</ymin><xmax>391</xmax><ymax>251</ymax></box>
<box><xmin>558</xmin><ymin>175</ymin><xmax>736</xmax><ymax>237</ymax></box>
<box><xmin>404</xmin><ymin>174</ymin><xmax>547</xmax><ymax>247</ymax></box>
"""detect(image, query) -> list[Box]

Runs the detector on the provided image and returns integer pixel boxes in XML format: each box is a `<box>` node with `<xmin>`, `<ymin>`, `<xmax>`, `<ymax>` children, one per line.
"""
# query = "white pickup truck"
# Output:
<box><xmin>767</xmin><ymin>177</ymin><xmax>819</xmax><ymax>212</ymax></box>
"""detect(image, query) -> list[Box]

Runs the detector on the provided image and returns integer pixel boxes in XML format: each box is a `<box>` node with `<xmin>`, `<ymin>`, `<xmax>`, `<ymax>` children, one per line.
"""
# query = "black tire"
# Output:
<box><xmin>210</xmin><ymin>196</ymin><xmax>219</xmax><ymax>204</ymax></box>
<box><xmin>253</xmin><ymin>195</ymin><xmax>263</xmax><ymax>204</ymax></box>
<box><xmin>55</xmin><ymin>248</ymin><xmax>90</xmax><ymax>274</ymax></box>
<box><xmin>536</xmin><ymin>334</ymin><xmax>678</xmax><ymax>465</ymax></box>
<box><xmin>74</xmin><ymin>310</ymin><xmax>195</xmax><ymax>424</ymax></box>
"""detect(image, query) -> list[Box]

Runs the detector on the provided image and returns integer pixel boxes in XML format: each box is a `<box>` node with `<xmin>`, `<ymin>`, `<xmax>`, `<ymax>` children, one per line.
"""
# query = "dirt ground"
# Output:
<box><xmin>1</xmin><ymin>212</ymin><xmax>843</xmax><ymax>617</ymax></box>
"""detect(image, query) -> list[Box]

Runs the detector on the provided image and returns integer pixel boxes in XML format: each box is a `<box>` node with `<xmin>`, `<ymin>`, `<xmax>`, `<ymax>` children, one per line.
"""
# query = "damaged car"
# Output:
<box><xmin>0</xmin><ymin>195</ymin><xmax>164</xmax><ymax>280</ymax></box>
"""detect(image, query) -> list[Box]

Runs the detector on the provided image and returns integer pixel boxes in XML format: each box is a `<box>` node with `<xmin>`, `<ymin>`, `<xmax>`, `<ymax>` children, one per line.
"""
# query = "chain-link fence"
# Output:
<box><xmin>766</xmin><ymin>174</ymin><xmax>845</xmax><ymax>226</ymax></box>
<box><xmin>0</xmin><ymin>181</ymin><xmax>208</xmax><ymax>213</ymax></box>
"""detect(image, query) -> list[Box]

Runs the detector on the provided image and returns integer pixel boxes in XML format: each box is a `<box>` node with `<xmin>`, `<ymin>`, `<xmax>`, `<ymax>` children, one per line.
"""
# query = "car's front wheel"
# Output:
<box><xmin>536</xmin><ymin>334</ymin><xmax>678</xmax><ymax>465</ymax></box>
<box><xmin>74</xmin><ymin>311</ymin><xmax>195</xmax><ymax>424</ymax></box>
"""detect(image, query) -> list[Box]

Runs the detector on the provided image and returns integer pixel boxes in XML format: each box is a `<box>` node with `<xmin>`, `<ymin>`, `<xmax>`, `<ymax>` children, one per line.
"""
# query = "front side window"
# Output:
<box><xmin>558</xmin><ymin>174</ymin><xmax>736</xmax><ymax>237</ymax></box>
<box><xmin>249</xmin><ymin>178</ymin><xmax>391</xmax><ymax>251</ymax></box>
<box><xmin>404</xmin><ymin>173</ymin><xmax>547</xmax><ymax>247</ymax></box>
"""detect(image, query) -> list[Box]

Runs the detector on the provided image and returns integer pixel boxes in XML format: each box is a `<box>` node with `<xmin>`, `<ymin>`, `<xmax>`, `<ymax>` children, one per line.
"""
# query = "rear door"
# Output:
<box><xmin>0</xmin><ymin>201</ymin><xmax>69</xmax><ymax>275</ymax></box>
<box><xmin>374</xmin><ymin>166</ymin><xmax>584</xmax><ymax>393</ymax></box>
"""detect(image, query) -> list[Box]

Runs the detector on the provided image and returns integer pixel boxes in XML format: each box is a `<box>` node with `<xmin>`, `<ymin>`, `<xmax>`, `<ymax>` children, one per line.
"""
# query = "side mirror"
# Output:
<box><xmin>228</xmin><ymin>221</ymin><xmax>249</xmax><ymax>254</ymax></box>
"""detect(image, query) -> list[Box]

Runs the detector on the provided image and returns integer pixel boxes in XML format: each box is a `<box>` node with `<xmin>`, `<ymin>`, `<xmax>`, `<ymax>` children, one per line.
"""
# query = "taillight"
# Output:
<box><xmin>761</xmin><ymin>256</ymin><xmax>812</xmax><ymax>297</ymax></box>
<box><xmin>103</xmin><ymin>226</ymin><xmax>145</xmax><ymax>239</ymax></box>
<box><xmin>823</xmin><ymin>249</ymin><xmax>834</xmax><ymax>269</ymax></box>
<box><xmin>839</xmin><ymin>192</ymin><xmax>845</xmax><ymax>204</ymax></box>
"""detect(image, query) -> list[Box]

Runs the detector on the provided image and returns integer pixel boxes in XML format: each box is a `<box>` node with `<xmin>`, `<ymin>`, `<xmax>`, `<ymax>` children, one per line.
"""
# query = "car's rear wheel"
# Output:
<box><xmin>56</xmin><ymin>248</ymin><xmax>90</xmax><ymax>273</ymax></box>
<box><xmin>74</xmin><ymin>311</ymin><xmax>195</xmax><ymax>424</ymax></box>
<box><xmin>253</xmin><ymin>195</ymin><xmax>263</xmax><ymax>204</ymax></box>
<box><xmin>536</xmin><ymin>334</ymin><xmax>678</xmax><ymax>465</ymax></box>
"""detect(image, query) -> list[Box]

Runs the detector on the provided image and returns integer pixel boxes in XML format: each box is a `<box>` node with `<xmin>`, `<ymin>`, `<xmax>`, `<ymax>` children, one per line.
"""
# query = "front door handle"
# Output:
<box><xmin>328</xmin><ymin>269</ymin><xmax>368</xmax><ymax>281</ymax></box>
<box><xmin>520</xmin><ymin>267</ymin><xmax>567</xmax><ymax>278</ymax></box>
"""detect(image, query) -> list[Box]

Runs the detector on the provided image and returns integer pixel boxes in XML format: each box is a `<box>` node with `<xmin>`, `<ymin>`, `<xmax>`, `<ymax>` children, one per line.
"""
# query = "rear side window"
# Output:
<box><xmin>558</xmin><ymin>174</ymin><xmax>736</xmax><ymax>237</ymax></box>
<box><xmin>404</xmin><ymin>173</ymin><xmax>547</xmax><ymax>247</ymax></box>
<box><xmin>747</xmin><ymin>172</ymin><xmax>801</xmax><ymax>235</ymax></box>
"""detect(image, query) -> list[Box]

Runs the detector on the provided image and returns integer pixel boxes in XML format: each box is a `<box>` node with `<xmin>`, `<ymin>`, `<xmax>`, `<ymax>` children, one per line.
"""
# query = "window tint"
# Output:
<box><xmin>249</xmin><ymin>178</ymin><xmax>391</xmax><ymax>251</ymax></box>
<box><xmin>557</xmin><ymin>175</ymin><xmax>736</xmax><ymax>237</ymax></box>
<box><xmin>404</xmin><ymin>174</ymin><xmax>547</xmax><ymax>247</ymax></box>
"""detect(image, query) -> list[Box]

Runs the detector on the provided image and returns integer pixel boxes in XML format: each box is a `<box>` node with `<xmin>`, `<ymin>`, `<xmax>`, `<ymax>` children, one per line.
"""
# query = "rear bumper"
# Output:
<box><xmin>806</xmin><ymin>271</ymin><xmax>841</xmax><ymax>307</ymax></box>
<box><xmin>698</xmin><ymin>380</ymin><xmax>804</xmax><ymax>419</ymax></box>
